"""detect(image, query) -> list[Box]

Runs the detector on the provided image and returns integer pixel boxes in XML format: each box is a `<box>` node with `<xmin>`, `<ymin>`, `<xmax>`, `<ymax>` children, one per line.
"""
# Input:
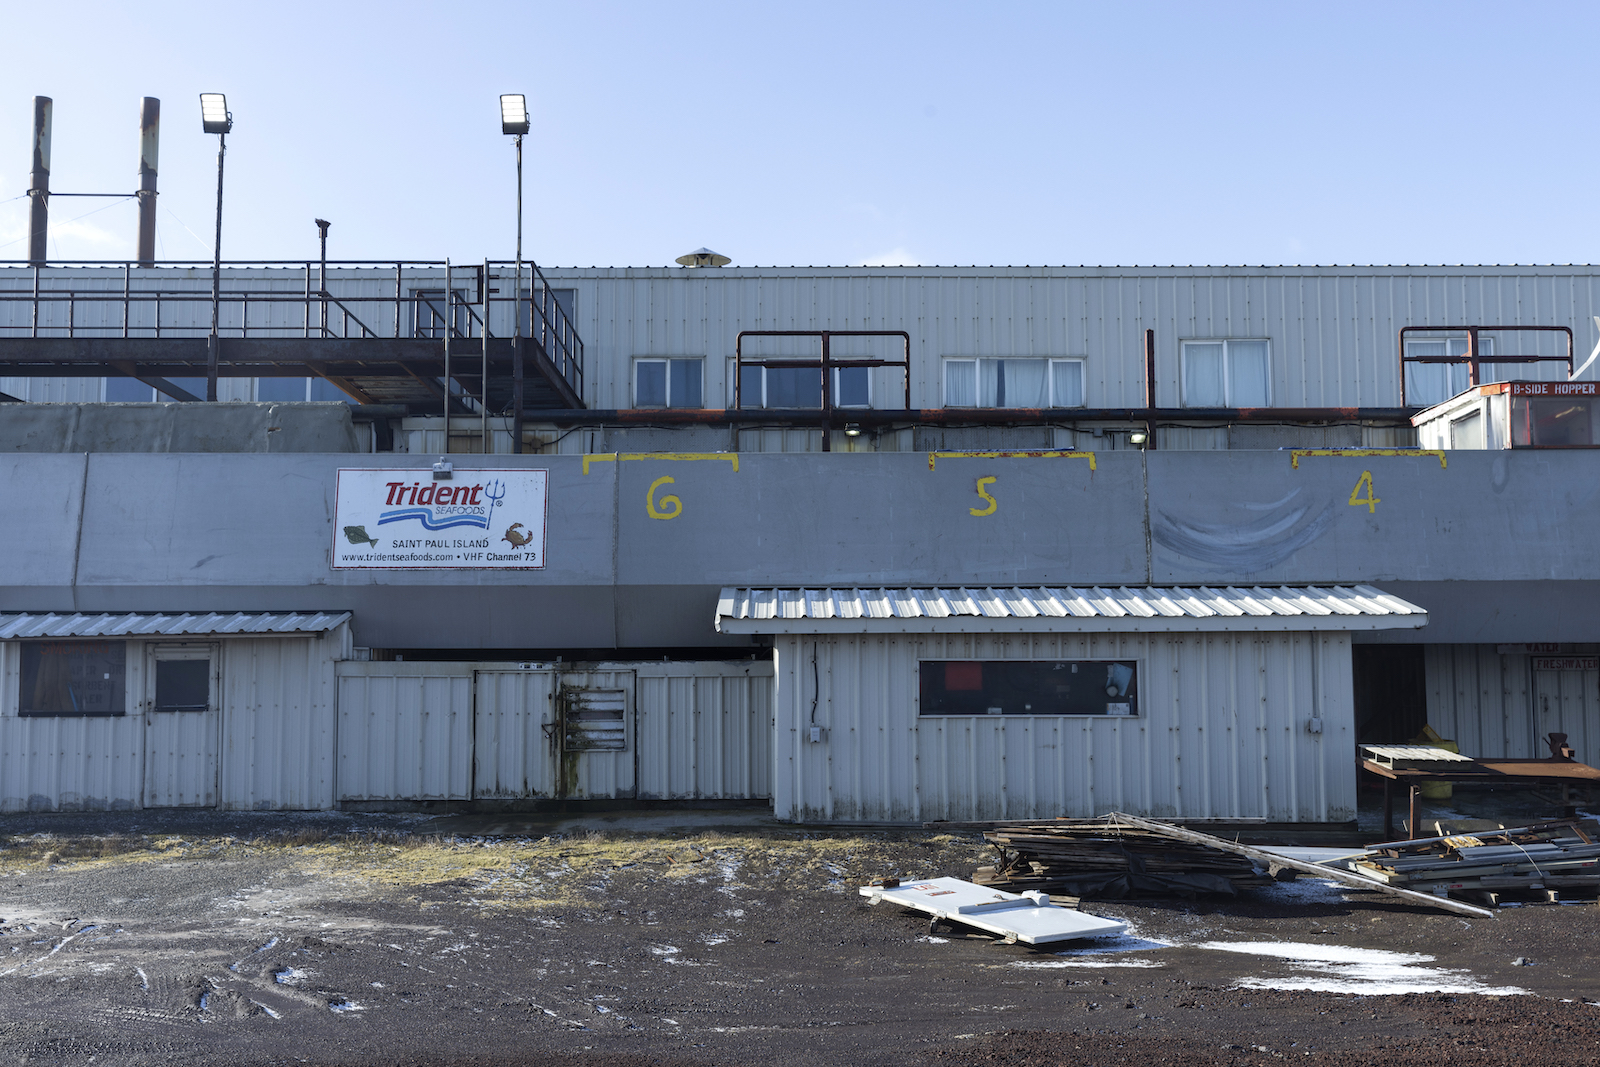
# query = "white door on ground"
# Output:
<box><xmin>143</xmin><ymin>644</ymin><xmax>220</xmax><ymax>807</ymax></box>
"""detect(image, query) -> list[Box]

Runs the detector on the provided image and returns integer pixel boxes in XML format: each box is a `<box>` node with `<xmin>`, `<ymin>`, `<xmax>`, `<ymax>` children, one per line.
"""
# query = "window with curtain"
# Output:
<box><xmin>1404</xmin><ymin>337</ymin><xmax>1495</xmax><ymax>408</ymax></box>
<box><xmin>1180</xmin><ymin>340</ymin><xmax>1272</xmax><ymax>407</ymax></box>
<box><xmin>943</xmin><ymin>358</ymin><xmax>1085</xmax><ymax>407</ymax></box>
<box><xmin>633</xmin><ymin>358</ymin><xmax>704</xmax><ymax>408</ymax></box>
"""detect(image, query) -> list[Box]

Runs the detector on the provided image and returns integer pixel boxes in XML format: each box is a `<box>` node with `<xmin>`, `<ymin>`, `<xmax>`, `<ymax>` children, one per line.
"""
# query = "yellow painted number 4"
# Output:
<box><xmin>1348</xmin><ymin>470</ymin><xmax>1380</xmax><ymax>513</ymax></box>
<box><xmin>970</xmin><ymin>476</ymin><xmax>998</xmax><ymax>516</ymax></box>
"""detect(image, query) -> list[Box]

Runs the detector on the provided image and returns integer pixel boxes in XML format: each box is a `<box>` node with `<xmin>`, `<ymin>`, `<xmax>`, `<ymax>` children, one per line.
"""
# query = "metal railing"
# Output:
<box><xmin>0</xmin><ymin>258</ymin><xmax>584</xmax><ymax>400</ymax></box>
<box><xmin>1398</xmin><ymin>325</ymin><xmax>1573</xmax><ymax>407</ymax></box>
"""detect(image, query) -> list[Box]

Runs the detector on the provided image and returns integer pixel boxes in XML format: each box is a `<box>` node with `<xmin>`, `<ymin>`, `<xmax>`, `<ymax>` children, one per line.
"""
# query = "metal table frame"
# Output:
<box><xmin>1361</xmin><ymin>758</ymin><xmax>1600</xmax><ymax>839</ymax></box>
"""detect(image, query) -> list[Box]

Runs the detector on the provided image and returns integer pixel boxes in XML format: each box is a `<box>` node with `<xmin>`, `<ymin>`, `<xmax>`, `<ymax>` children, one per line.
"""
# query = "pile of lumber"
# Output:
<box><xmin>974</xmin><ymin>817</ymin><xmax>1272</xmax><ymax>899</ymax></box>
<box><xmin>1342</xmin><ymin>819</ymin><xmax>1600</xmax><ymax>905</ymax></box>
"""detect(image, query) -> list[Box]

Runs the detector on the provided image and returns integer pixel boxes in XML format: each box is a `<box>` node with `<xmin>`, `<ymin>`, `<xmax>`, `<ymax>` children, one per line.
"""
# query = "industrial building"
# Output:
<box><xmin>2</xmin><ymin>248</ymin><xmax>1598</xmax><ymax>822</ymax></box>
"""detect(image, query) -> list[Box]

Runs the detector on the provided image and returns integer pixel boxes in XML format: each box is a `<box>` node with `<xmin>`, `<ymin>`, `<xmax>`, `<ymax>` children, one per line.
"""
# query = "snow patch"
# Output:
<box><xmin>1194</xmin><ymin>940</ymin><xmax>1531</xmax><ymax>996</ymax></box>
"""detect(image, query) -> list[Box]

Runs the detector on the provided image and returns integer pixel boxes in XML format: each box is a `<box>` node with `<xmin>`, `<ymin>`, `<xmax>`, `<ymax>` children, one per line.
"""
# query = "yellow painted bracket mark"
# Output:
<box><xmin>970</xmin><ymin>476</ymin><xmax>998</xmax><ymax>516</ymax></box>
<box><xmin>1290</xmin><ymin>449</ymin><xmax>1446</xmax><ymax>469</ymax></box>
<box><xmin>582</xmin><ymin>452</ymin><xmax>741</xmax><ymax>475</ymax></box>
<box><xmin>647</xmin><ymin>476</ymin><xmax>682</xmax><ymax>519</ymax></box>
<box><xmin>927</xmin><ymin>450</ymin><xmax>1097</xmax><ymax>471</ymax></box>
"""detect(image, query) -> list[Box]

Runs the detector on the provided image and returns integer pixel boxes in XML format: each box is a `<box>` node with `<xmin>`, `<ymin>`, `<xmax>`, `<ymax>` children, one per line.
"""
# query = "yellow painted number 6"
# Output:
<box><xmin>647</xmin><ymin>475</ymin><xmax>682</xmax><ymax>520</ymax></box>
<box><xmin>1348</xmin><ymin>470</ymin><xmax>1379</xmax><ymax>513</ymax></box>
<box><xmin>970</xmin><ymin>476</ymin><xmax>998</xmax><ymax>517</ymax></box>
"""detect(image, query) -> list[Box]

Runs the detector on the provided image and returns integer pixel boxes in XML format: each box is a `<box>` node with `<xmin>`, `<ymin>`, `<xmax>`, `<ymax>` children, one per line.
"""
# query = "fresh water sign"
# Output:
<box><xmin>332</xmin><ymin>468</ymin><xmax>548</xmax><ymax>569</ymax></box>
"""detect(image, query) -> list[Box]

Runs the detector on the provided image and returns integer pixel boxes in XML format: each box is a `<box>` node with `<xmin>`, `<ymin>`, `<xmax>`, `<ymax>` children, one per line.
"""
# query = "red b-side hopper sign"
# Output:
<box><xmin>331</xmin><ymin>468</ymin><xmax>548</xmax><ymax>570</ymax></box>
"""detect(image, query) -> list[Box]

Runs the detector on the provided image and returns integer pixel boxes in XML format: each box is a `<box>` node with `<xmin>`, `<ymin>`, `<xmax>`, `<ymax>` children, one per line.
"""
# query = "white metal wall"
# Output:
<box><xmin>635</xmin><ymin>661</ymin><xmax>773</xmax><ymax>800</ymax></box>
<box><xmin>219</xmin><ymin>630</ymin><xmax>346</xmax><ymax>810</ymax></box>
<box><xmin>336</xmin><ymin>662</ymin><xmax>474</xmax><ymax>801</ymax></box>
<box><xmin>7</xmin><ymin>265</ymin><xmax>1599</xmax><ymax>415</ymax></box>
<box><xmin>771</xmin><ymin>631</ymin><xmax>1355</xmax><ymax>824</ymax></box>
<box><xmin>544</xmin><ymin>266</ymin><xmax>1600</xmax><ymax>411</ymax></box>
<box><xmin>0</xmin><ymin>628</ymin><xmax>347</xmax><ymax>812</ymax></box>
<box><xmin>1424</xmin><ymin>644</ymin><xmax>1600</xmax><ymax>762</ymax></box>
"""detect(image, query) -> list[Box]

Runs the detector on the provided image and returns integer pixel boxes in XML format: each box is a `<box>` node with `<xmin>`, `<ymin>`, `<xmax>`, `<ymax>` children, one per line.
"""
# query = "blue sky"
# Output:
<box><xmin>2</xmin><ymin>1</ymin><xmax>1597</xmax><ymax>268</ymax></box>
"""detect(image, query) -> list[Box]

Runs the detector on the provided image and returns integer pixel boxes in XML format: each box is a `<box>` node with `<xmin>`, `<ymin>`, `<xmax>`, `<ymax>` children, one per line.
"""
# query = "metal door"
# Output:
<box><xmin>143</xmin><ymin>644</ymin><xmax>220</xmax><ymax>808</ymax></box>
<box><xmin>1534</xmin><ymin>665</ymin><xmax>1600</xmax><ymax>763</ymax></box>
<box><xmin>473</xmin><ymin>670</ymin><xmax>558</xmax><ymax>799</ymax></box>
<box><xmin>556</xmin><ymin>670</ymin><xmax>636</xmax><ymax>800</ymax></box>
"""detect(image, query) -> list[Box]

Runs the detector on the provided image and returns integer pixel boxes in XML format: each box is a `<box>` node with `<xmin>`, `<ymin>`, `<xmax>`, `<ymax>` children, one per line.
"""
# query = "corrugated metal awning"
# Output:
<box><xmin>714</xmin><ymin>586</ymin><xmax>1426</xmax><ymax>634</ymax></box>
<box><xmin>0</xmin><ymin>611</ymin><xmax>352</xmax><ymax>640</ymax></box>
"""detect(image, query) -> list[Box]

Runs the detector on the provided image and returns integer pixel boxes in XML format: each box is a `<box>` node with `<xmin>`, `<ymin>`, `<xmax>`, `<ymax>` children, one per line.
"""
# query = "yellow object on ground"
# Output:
<box><xmin>1411</xmin><ymin>725</ymin><xmax>1459</xmax><ymax>800</ymax></box>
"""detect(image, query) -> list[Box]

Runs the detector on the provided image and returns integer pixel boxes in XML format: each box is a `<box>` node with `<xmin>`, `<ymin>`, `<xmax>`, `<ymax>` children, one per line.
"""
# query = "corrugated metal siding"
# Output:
<box><xmin>7</xmin><ymin>265</ymin><xmax>1599</xmax><ymax>411</ymax></box>
<box><xmin>634</xmin><ymin>661</ymin><xmax>773</xmax><ymax>800</ymax></box>
<box><xmin>474</xmin><ymin>670</ymin><xmax>557</xmax><ymax>798</ymax></box>
<box><xmin>539</xmin><ymin>266</ymin><xmax>1600</xmax><ymax>410</ymax></box>
<box><xmin>1424</xmin><ymin>644</ymin><xmax>1533</xmax><ymax>758</ymax></box>
<box><xmin>0</xmin><ymin>611</ymin><xmax>350</xmax><ymax>639</ymax></box>
<box><xmin>556</xmin><ymin>670</ymin><xmax>635</xmax><ymax>799</ymax></box>
<box><xmin>219</xmin><ymin>630</ymin><xmax>344</xmax><ymax>810</ymax></box>
<box><xmin>720</xmin><ymin>585</ymin><xmax>1425</xmax><ymax>627</ymax></box>
<box><xmin>336</xmin><ymin>663</ymin><xmax>472</xmax><ymax>800</ymax></box>
<box><xmin>771</xmin><ymin>631</ymin><xmax>1354</xmax><ymax>824</ymax></box>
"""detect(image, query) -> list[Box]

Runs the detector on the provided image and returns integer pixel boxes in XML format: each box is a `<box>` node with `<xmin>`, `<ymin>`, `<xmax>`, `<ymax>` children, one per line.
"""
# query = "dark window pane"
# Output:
<box><xmin>739</xmin><ymin>365</ymin><xmax>764</xmax><ymax>408</ymax></box>
<box><xmin>106</xmin><ymin>377</ymin><xmax>154</xmax><ymax>402</ymax></box>
<box><xmin>257</xmin><ymin>377</ymin><xmax>308</xmax><ymax>402</ymax></box>
<box><xmin>19</xmin><ymin>641</ymin><xmax>126</xmax><ymax>716</ymax></box>
<box><xmin>835</xmin><ymin>366</ymin><xmax>870</xmax><ymax>407</ymax></box>
<box><xmin>766</xmin><ymin>368</ymin><xmax>822</xmax><ymax>408</ymax></box>
<box><xmin>635</xmin><ymin>361</ymin><xmax>667</xmax><ymax>407</ymax></box>
<box><xmin>162</xmin><ymin>378</ymin><xmax>207</xmax><ymax>401</ymax></box>
<box><xmin>670</xmin><ymin>359</ymin><xmax>703</xmax><ymax>408</ymax></box>
<box><xmin>919</xmin><ymin>660</ymin><xmax>1138</xmax><ymax>717</ymax></box>
<box><xmin>155</xmin><ymin>659</ymin><xmax>210</xmax><ymax>711</ymax></box>
<box><xmin>308</xmin><ymin>378</ymin><xmax>354</xmax><ymax>403</ymax></box>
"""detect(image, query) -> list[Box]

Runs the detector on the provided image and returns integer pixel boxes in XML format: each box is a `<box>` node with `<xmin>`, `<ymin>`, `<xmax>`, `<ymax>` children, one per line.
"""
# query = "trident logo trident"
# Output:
<box><xmin>484</xmin><ymin>479</ymin><xmax>507</xmax><ymax>508</ymax></box>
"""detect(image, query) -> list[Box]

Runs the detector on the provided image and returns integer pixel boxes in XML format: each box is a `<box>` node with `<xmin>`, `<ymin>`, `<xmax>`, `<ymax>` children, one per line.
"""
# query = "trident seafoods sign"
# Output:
<box><xmin>331</xmin><ymin>468</ymin><xmax>548</xmax><ymax>569</ymax></box>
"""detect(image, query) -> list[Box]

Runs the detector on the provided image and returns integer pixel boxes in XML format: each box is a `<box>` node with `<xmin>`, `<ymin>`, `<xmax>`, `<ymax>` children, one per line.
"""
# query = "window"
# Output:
<box><xmin>1510</xmin><ymin>396</ymin><xmax>1597</xmax><ymax>447</ymax></box>
<box><xmin>106</xmin><ymin>377</ymin><xmax>208</xmax><ymax>402</ymax></box>
<box><xmin>943</xmin><ymin>358</ymin><xmax>1084</xmax><ymax>408</ymax></box>
<box><xmin>154</xmin><ymin>657</ymin><xmax>211</xmax><ymax>712</ymax></box>
<box><xmin>1181</xmin><ymin>340</ymin><xmax>1270</xmax><ymax>407</ymax></box>
<box><xmin>1405</xmin><ymin>337</ymin><xmax>1496</xmax><ymax>408</ymax></box>
<box><xmin>411</xmin><ymin>289</ymin><xmax>470</xmax><ymax>339</ymax></box>
<box><xmin>918</xmin><ymin>659</ymin><xmax>1138</xmax><ymax>717</ymax></box>
<box><xmin>256</xmin><ymin>378</ymin><xmax>356</xmax><ymax>403</ymax></box>
<box><xmin>633</xmin><ymin>358</ymin><xmax>704</xmax><ymax>408</ymax></box>
<box><xmin>18</xmin><ymin>641</ymin><xmax>126</xmax><ymax>717</ymax></box>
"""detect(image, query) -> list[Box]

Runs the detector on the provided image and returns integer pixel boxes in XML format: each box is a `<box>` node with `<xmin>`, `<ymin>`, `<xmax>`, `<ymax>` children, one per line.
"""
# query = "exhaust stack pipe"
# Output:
<box><xmin>136</xmin><ymin>97</ymin><xmax>159</xmax><ymax>266</ymax></box>
<box><xmin>28</xmin><ymin>96</ymin><xmax>51</xmax><ymax>267</ymax></box>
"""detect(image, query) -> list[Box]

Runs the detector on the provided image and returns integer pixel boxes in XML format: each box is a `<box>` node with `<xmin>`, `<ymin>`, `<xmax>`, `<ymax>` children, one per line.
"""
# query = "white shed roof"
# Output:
<box><xmin>0</xmin><ymin>611</ymin><xmax>351</xmax><ymax>640</ymax></box>
<box><xmin>715</xmin><ymin>586</ymin><xmax>1426</xmax><ymax>634</ymax></box>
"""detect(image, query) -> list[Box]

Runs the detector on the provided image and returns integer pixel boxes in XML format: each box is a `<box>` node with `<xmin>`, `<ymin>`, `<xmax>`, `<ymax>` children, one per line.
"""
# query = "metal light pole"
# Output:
<box><xmin>315</xmin><ymin>218</ymin><xmax>331</xmax><ymax>336</ymax></box>
<box><xmin>500</xmin><ymin>95</ymin><xmax>530</xmax><ymax>454</ymax></box>
<box><xmin>200</xmin><ymin>94</ymin><xmax>232</xmax><ymax>402</ymax></box>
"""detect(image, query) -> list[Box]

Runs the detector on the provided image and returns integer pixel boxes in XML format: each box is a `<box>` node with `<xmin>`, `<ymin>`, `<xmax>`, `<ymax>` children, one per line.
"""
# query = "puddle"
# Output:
<box><xmin>1194</xmin><ymin>940</ymin><xmax>1531</xmax><ymax>995</ymax></box>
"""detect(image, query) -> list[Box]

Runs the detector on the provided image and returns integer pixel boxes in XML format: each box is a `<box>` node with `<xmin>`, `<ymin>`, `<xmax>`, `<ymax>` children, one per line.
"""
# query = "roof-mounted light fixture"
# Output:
<box><xmin>199</xmin><ymin>93</ymin><xmax>231</xmax><ymax>135</ymax></box>
<box><xmin>675</xmin><ymin>247</ymin><xmax>732</xmax><ymax>268</ymax></box>
<box><xmin>499</xmin><ymin>94</ymin><xmax>529</xmax><ymax>136</ymax></box>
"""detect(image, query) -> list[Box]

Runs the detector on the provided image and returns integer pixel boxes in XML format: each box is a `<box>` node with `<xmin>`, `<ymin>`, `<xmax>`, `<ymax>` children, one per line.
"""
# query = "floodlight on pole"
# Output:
<box><xmin>201</xmin><ymin>93</ymin><xmax>232</xmax><ymax>402</ymax></box>
<box><xmin>502</xmin><ymin>94</ymin><xmax>528</xmax><ymax>452</ymax></box>
<box><xmin>500</xmin><ymin>94</ymin><xmax>529</xmax><ymax>135</ymax></box>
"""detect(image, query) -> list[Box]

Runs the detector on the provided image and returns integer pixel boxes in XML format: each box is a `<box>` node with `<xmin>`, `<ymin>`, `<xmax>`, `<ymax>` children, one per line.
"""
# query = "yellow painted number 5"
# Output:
<box><xmin>970</xmin><ymin>476</ymin><xmax>998</xmax><ymax>516</ymax></box>
<box><xmin>1348</xmin><ymin>470</ymin><xmax>1379</xmax><ymax>513</ymax></box>
<box><xmin>647</xmin><ymin>475</ymin><xmax>682</xmax><ymax>520</ymax></box>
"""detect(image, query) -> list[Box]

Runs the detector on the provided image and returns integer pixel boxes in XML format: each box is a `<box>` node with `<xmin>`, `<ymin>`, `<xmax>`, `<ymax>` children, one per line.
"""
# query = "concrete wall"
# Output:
<box><xmin>3</xmin><ymin>449</ymin><xmax>1598</xmax><ymax>648</ymax></box>
<box><xmin>0</xmin><ymin>403</ymin><xmax>361</xmax><ymax>453</ymax></box>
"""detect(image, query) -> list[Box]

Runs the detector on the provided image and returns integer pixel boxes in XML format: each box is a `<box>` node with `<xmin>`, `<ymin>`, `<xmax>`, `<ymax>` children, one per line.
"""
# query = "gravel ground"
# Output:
<box><xmin>3</xmin><ymin>807</ymin><xmax>1600</xmax><ymax>1066</ymax></box>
